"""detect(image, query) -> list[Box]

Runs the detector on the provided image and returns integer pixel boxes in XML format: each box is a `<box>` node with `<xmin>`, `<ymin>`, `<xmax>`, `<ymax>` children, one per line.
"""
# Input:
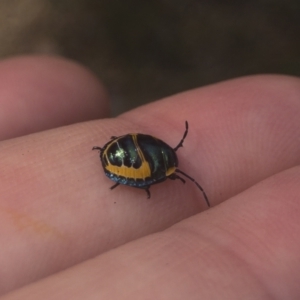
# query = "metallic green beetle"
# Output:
<box><xmin>93</xmin><ymin>121</ymin><xmax>210</xmax><ymax>207</ymax></box>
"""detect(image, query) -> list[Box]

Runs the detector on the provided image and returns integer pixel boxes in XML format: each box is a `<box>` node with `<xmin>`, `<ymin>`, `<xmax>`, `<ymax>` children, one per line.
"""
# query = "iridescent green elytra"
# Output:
<box><xmin>93</xmin><ymin>121</ymin><xmax>210</xmax><ymax>207</ymax></box>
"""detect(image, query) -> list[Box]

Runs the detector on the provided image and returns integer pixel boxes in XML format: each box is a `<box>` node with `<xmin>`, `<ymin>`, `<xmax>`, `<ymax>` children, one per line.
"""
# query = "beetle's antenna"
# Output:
<box><xmin>175</xmin><ymin>169</ymin><xmax>210</xmax><ymax>207</ymax></box>
<box><xmin>173</xmin><ymin>121</ymin><xmax>188</xmax><ymax>152</ymax></box>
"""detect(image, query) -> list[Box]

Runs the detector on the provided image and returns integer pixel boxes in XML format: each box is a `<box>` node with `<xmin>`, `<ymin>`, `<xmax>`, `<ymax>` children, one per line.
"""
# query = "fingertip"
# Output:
<box><xmin>0</xmin><ymin>55</ymin><xmax>109</xmax><ymax>139</ymax></box>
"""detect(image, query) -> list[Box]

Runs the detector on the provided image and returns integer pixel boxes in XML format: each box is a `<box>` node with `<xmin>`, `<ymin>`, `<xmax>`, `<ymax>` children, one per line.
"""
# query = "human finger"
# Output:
<box><xmin>0</xmin><ymin>55</ymin><xmax>109</xmax><ymax>140</ymax></box>
<box><xmin>3</xmin><ymin>166</ymin><xmax>300</xmax><ymax>300</ymax></box>
<box><xmin>0</xmin><ymin>75</ymin><xmax>300</xmax><ymax>294</ymax></box>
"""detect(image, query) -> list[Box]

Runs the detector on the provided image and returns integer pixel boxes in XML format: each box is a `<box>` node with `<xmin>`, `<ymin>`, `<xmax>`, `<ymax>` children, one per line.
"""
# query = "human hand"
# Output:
<box><xmin>1</xmin><ymin>56</ymin><xmax>300</xmax><ymax>299</ymax></box>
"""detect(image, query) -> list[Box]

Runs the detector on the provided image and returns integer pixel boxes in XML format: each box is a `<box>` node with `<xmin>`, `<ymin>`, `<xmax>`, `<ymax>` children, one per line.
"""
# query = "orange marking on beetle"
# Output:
<box><xmin>105</xmin><ymin>134</ymin><xmax>151</xmax><ymax>180</ymax></box>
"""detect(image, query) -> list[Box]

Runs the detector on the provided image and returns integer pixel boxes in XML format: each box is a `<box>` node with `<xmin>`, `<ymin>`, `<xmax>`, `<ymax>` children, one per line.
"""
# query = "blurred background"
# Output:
<box><xmin>0</xmin><ymin>0</ymin><xmax>299</xmax><ymax>115</ymax></box>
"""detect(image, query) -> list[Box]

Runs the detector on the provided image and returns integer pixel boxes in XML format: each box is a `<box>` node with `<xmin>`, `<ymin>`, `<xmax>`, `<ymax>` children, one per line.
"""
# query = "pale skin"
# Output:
<box><xmin>0</xmin><ymin>56</ymin><xmax>300</xmax><ymax>300</ymax></box>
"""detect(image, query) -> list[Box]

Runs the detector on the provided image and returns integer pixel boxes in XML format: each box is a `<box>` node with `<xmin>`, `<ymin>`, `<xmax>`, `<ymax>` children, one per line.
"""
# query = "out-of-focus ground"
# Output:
<box><xmin>0</xmin><ymin>0</ymin><xmax>299</xmax><ymax>115</ymax></box>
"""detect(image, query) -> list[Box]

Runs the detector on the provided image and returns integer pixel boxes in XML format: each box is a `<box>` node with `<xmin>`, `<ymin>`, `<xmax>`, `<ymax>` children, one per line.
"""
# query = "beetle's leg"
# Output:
<box><xmin>173</xmin><ymin>121</ymin><xmax>188</xmax><ymax>152</ymax></box>
<box><xmin>141</xmin><ymin>187</ymin><xmax>151</xmax><ymax>199</ymax></box>
<box><xmin>168</xmin><ymin>173</ymin><xmax>186</xmax><ymax>184</ymax></box>
<box><xmin>145</xmin><ymin>188</ymin><xmax>151</xmax><ymax>199</ymax></box>
<box><xmin>92</xmin><ymin>146</ymin><xmax>103</xmax><ymax>151</ymax></box>
<box><xmin>110</xmin><ymin>182</ymin><xmax>120</xmax><ymax>190</ymax></box>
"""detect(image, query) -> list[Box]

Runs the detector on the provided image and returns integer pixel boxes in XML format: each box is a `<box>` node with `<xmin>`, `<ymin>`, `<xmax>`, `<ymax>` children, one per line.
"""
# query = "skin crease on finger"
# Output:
<box><xmin>2</xmin><ymin>166</ymin><xmax>300</xmax><ymax>300</ymax></box>
<box><xmin>0</xmin><ymin>55</ymin><xmax>109</xmax><ymax>140</ymax></box>
<box><xmin>0</xmin><ymin>74</ymin><xmax>300</xmax><ymax>295</ymax></box>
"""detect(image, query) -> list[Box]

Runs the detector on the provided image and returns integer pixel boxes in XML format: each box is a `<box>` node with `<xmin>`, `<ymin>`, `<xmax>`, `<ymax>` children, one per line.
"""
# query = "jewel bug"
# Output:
<box><xmin>92</xmin><ymin>121</ymin><xmax>210</xmax><ymax>207</ymax></box>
